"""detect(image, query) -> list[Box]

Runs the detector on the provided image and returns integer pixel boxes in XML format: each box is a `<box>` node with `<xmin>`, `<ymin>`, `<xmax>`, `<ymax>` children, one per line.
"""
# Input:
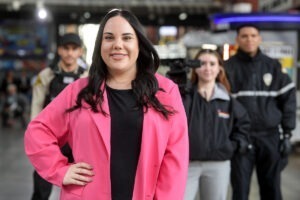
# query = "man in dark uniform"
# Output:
<box><xmin>30</xmin><ymin>33</ymin><xmax>88</xmax><ymax>200</ymax></box>
<box><xmin>224</xmin><ymin>24</ymin><xmax>296</xmax><ymax>200</ymax></box>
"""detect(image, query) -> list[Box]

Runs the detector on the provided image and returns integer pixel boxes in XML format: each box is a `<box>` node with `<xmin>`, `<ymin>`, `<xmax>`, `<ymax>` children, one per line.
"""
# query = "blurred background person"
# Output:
<box><xmin>224</xmin><ymin>24</ymin><xmax>296</xmax><ymax>200</ymax></box>
<box><xmin>184</xmin><ymin>49</ymin><xmax>250</xmax><ymax>200</ymax></box>
<box><xmin>18</xmin><ymin>70</ymin><xmax>32</xmax><ymax>102</ymax></box>
<box><xmin>1</xmin><ymin>83</ymin><xmax>28</xmax><ymax>128</ymax></box>
<box><xmin>0</xmin><ymin>70</ymin><xmax>21</xmax><ymax>97</ymax></box>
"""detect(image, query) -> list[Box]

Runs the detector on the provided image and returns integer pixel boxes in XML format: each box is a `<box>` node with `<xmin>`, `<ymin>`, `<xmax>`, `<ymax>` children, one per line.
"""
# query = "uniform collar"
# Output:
<box><xmin>236</xmin><ymin>48</ymin><xmax>263</xmax><ymax>62</ymax></box>
<box><xmin>211</xmin><ymin>83</ymin><xmax>230</xmax><ymax>101</ymax></box>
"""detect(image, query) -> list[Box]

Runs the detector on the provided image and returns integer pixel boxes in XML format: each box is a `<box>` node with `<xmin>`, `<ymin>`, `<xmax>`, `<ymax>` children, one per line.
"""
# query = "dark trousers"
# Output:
<box><xmin>231</xmin><ymin>132</ymin><xmax>285</xmax><ymax>200</ymax></box>
<box><xmin>32</xmin><ymin>171</ymin><xmax>52</xmax><ymax>200</ymax></box>
<box><xmin>31</xmin><ymin>144</ymin><xmax>74</xmax><ymax>200</ymax></box>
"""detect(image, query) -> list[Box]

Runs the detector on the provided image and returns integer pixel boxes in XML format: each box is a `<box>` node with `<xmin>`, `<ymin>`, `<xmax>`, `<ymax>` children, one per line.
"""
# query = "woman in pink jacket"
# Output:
<box><xmin>24</xmin><ymin>8</ymin><xmax>189</xmax><ymax>200</ymax></box>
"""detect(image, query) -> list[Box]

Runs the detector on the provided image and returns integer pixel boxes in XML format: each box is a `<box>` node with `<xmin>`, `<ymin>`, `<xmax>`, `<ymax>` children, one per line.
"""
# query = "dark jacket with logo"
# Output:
<box><xmin>183</xmin><ymin>83</ymin><xmax>250</xmax><ymax>161</ymax></box>
<box><xmin>224</xmin><ymin>49</ymin><xmax>296</xmax><ymax>134</ymax></box>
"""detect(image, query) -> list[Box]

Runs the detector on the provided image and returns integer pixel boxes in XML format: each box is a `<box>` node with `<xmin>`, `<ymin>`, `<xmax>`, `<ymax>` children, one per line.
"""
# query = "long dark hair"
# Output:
<box><xmin>190</xmin><ymin>49</ymin><xmax>231</xmax><ymax>92</ymax></box>
<box><xmin>67</xmin><ymin>8</ymin><xmax>174</xmax><ymax>119</ymax></box>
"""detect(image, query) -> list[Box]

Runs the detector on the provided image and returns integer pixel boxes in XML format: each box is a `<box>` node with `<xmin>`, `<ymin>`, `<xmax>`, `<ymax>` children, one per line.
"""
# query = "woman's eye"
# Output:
<box><xmin>104</xmin><ymin>36</ymin><xmax>113</xmax><ymax>40</ymax></box>
<box><xmin>123</xmin><ymin>36</ymin><xmax>132</xmax><ymax>41</ymax></box>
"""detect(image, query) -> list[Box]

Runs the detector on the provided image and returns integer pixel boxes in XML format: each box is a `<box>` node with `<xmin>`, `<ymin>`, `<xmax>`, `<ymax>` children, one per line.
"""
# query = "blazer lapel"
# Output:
<box><xmin>89</xmin><ymin>88</ymin><xmax>111</xmax><ymax>159</ymax></box>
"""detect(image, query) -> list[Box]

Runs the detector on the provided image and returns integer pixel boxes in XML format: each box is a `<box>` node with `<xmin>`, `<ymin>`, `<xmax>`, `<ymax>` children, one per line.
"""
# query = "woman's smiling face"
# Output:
<box><xmin>101</xmin><ymin>15</ymin><xmax>139</xmax><ymax>77</ymax></box>
<box><xmin>195</xmin><ymin>53</ymin><xmax>220</xmax><ymax>84</ymax></box>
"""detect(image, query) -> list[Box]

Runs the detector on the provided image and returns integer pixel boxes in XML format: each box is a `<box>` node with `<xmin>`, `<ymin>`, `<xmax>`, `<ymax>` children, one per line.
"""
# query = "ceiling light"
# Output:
<box><xmin>179</xmin><ymin>12</ymin><xmax>188</xmax><ymax>21</ymax></box>
<box><xmin>83</xmin><ymin>12</ymin><xmax>91</xmax><ymax>19</ymax></box>
<box><xmin>12</xmin><ymin>0</ymin><xmax>21</xmax><ymax>11</ymax></box>
<box><xmin>36</xmin><ymin>1</ymin><xmax>48</xmax><ymax>20</ymax></box>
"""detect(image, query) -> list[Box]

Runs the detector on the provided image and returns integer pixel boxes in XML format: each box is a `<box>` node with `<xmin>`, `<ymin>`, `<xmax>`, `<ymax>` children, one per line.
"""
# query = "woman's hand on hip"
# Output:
<box><xmin>63</xmin><ymin>162</ymin><xmax>94</xmax><ymax>186</ymax></box>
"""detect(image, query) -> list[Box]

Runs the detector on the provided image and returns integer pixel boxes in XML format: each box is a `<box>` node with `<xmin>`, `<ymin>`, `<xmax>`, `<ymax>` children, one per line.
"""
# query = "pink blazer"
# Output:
<box><xmin>24</xmin><ymin>73</ymin><xmax>189</xmax><ymax>200</ymax></box>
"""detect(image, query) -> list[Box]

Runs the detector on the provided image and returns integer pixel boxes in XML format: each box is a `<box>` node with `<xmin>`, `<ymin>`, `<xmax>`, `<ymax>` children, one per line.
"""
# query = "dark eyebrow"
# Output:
<box><xmin>103</xmin><ymin>32</ymin><xmax>134</xmax><ymax>36</ymax></box>
<box><xmin>103</xmin><ymin>32</ymin><xmax>113</xmax><ymax>35</ymax></box>
<box><xmin>123</xmin><ymin>33</ymin><xmax>134</xmax><ymax>36</ymax></box>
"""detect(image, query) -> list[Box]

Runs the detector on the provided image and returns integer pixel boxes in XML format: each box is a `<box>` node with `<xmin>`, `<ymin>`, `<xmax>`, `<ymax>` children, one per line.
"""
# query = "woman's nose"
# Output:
<box><xmin>113</xmin><ymin>38</ymin><xmax>122</xmax><ymax>49</ymax></box>
<box><xmin>201</xmin><ymin>64</ymin><xmax>208</xmax><ymax>69</ymax></box>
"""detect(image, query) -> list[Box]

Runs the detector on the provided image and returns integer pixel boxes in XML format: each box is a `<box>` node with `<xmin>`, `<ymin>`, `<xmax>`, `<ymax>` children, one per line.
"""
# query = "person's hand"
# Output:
<box><xmin>63</xmin><ymin>162</ymin><xmax>94</xmax><ymax>186</ymax></box>
<box><xmin>237</xmin><ymin>139</ymin><xmax>248</xmax><ymax>154</ymax></box>
<box><xmin>280</xmin><ymin>137</ymin><xmax>292</xmax><ymax>157</ymax></box>
<box><xmin>233</xmin><ymin>138</ymin><xmax>253</xmax><ymax>155</ymax></box>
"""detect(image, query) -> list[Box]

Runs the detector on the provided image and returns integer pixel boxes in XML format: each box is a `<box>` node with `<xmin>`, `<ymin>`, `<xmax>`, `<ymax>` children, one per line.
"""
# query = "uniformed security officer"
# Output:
<box><xmin>224</xmin><ymin>24</ymin><xmax>296</xmax><ymax>200</ymax></box>
<box><xmin>30</xmin><ymin>33</ymin><xmax>88</xmax><ymax>200</ymax></box>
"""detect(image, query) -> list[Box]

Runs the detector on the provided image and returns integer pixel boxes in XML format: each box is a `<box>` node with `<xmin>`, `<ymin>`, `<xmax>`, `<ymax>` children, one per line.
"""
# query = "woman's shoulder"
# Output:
<box><xmin>68</xmin><ymin>77</ymin><xmax>89</xmax><ymax>91</ymax></box>
<box><xmin>155</xmin><ymin>73</ymin><xmax>177</xmax><ymax>91</ymax></box>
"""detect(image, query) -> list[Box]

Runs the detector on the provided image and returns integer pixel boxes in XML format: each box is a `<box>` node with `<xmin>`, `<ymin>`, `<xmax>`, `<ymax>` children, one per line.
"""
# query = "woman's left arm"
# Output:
<box><xmin>154</xmin><ymin>84</ymin><xmax>189</xmax><ymax>200</ymax></box>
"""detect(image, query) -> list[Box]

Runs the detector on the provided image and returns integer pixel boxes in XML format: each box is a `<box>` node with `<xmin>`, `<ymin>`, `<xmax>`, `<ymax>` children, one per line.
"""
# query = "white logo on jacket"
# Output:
<box><xmin>263</xmin><ymin>73</ymin><xmax>272</xmax><ymax>86</ymax></box>
<box><xmin>217</xmin><ymin>110</ymin><xmax>230</xmax><ymax>119</ymax></box>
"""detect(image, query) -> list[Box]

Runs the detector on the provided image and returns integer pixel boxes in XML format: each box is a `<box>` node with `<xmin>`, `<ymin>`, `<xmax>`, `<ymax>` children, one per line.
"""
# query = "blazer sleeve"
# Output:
<box><xmin>154</xmin><ymin>84</ymin><xmax>189</xmax><ymax>200</ymax></box>
<box><xmin>24</xmin><ymin>82</ymin><xmax>75</xmax><ymax>187</ymax></box>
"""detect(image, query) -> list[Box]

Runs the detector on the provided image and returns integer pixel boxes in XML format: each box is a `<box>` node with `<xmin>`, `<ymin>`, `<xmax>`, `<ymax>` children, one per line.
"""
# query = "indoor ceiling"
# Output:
<box><xmin>0</xmin><ymin>0</ymin><xmax>228</xmax><ymax>26</ymax></box>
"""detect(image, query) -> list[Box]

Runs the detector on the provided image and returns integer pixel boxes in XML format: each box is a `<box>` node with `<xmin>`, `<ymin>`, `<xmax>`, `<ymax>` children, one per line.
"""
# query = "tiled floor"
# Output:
<box><xmin>1</xmin><ymin>123</ymin><xmax>299</xmax><ymax>200</ymax></box>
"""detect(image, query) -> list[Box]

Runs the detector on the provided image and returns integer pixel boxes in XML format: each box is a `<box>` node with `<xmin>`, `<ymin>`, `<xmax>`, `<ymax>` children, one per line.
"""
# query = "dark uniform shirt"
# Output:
<box><xmin>224</xmin><ymin>49</ymin><xmax>296</xmax><ymax>133</ymax></box>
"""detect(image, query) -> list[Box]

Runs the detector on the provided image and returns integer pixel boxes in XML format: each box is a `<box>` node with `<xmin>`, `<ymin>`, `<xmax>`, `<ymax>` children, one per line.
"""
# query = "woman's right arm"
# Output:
<box><xmin>25</xmin><ymin>82</ymin><xmax>74</xmax><ymax>187</ymax></box>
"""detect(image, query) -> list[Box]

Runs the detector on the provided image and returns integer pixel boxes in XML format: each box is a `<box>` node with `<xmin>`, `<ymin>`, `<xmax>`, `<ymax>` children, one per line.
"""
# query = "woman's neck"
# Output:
<box><xmin>106</xmin><ymin>67</ymin><xmax>137</xmax><ymax>90</ymax></box>
<box><xmin>197</xmin><ymin>81</ymin><xmax>215</xmax><ymax>101</ymax></box>
<box><xmin>106</xmin><ymin>74</ymin><xmax>134</xmax><ymax>90</ymax></box>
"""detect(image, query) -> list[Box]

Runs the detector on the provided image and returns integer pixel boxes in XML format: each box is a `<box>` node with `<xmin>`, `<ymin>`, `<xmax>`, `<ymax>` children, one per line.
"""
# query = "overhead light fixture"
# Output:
<box><xmin>83</xmin><ymin>12</ymin><xmax>91</xmax><ymax>19</ymax></box>
<box><xmin>201</xmin><ymin>44</ymin><xmax>218</xmax><ymax>50</ymax></box>
<box><xmin>7</xmin><ymin>0</ymin><xmax>22</xmax><ymax>11</ymax></box>
<box><xmin>36</xmin><ymin>1</ymin><xmax>48</xmax><ymax>20</ymax></box>
<box><xmin>12</xmin><ymin>0</ymin><xmax>21</xmax><ymax>11</ymax></box>
<box><xmin>179</xmin><ymin>12</ymin><xmax>188</xmax><ymax>21</ymax></box>
<box><xmin>213</xmin><ymin>13</ymin><xmax>300</xmax><ymax>24</ymax></box>
<box><xmin>211</xmin><ymin>13</ymin><xmax>300</xmax><ymax>30</ymax></box>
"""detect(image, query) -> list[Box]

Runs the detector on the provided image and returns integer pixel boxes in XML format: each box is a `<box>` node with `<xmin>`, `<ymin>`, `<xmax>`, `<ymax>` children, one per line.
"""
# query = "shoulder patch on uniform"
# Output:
<box><xmin>34</xmin><ymin>75</ymin><xmax>42</xmax><ymax>86</ymax></box>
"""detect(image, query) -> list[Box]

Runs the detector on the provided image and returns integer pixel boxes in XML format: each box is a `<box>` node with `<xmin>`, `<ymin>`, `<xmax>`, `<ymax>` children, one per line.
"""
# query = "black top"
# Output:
<box><xmin>106</xmin><ymin>85</ymin><xmax>143</xmax><ymax>200</ymax></box>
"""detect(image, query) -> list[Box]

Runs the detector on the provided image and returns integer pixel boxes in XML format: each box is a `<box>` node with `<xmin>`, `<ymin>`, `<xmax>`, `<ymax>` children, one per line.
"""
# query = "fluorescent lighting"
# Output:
<box><xmin>213</xmin><ymin>14</ymin><xmax>300</xmax><ymax>24</ymax></box>
<box><xmin>201</xmin><ymin>44</ymin><xmax>217</xmax><ymax>50</ymax></box>
<box><xmin>179</xmin><ymin>13</ymin><xmax>188</xmax><ymax>21</ymax></box>
<box><xmin>38</xmin><ymin>8</ymin><xmax>47</xmax><ymax>19</ymax></box>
